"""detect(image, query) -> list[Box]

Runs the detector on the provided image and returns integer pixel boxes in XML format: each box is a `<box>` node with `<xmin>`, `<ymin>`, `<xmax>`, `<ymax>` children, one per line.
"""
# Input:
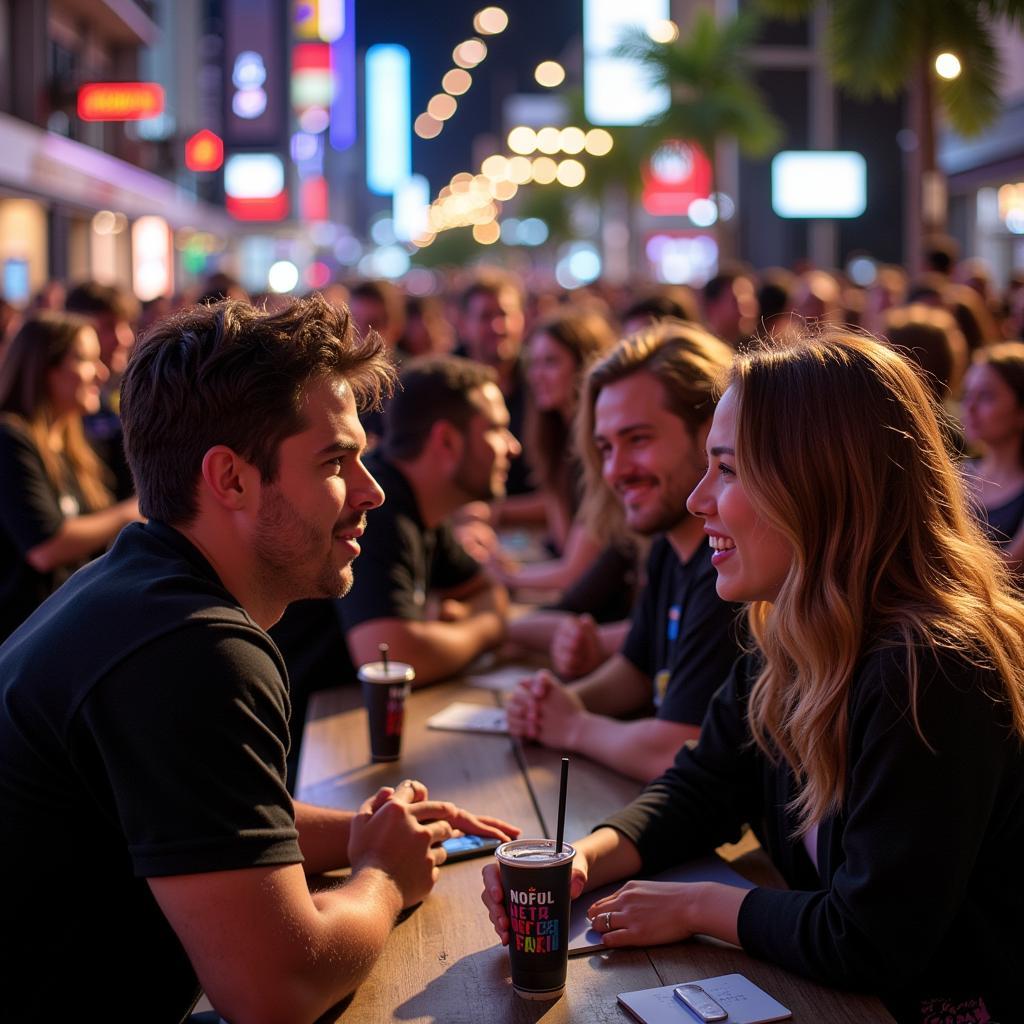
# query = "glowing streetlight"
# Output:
<box><xmin>935</xmin><ymin>52</ymin><xmax>962</xmax><ymax>80</ymax></box>
<box><xmin>647</xmin><ymin>19</ymin><xmax>679</xmax><ymax>44</ymax></box>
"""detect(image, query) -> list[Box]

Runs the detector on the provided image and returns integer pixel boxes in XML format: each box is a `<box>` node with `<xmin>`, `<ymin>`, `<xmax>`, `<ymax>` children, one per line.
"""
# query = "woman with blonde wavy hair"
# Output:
<box><xmin>483</xmin><ymin>329</ymin><xmax>1024</xmax><ymax>1023</ymax></box>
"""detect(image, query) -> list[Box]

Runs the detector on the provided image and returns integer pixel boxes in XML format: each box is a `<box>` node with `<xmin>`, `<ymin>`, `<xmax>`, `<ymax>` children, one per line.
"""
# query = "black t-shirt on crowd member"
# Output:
<box><xmin>0</xmin><ymin>521</ymin><xmax>301</xmax><ymax>1023</ymax></box>
<box><xmin>0</xmin><ymin>416</ymin><xmax>96</xmax><ymax>642</ymax></box>
<box><xmin>339</xmin><ymin>451</ymin><xmax>482</xmax><ymax>629</ymax></box>
<box><xmin>270</xmin><ymin>451</ymin><xmax>481</xmax><ymax>783</ymax></box>
<box><xmin>620</xmin><ymin>537</ymin><xmax>743</xmax><ymax>726</ymax></box>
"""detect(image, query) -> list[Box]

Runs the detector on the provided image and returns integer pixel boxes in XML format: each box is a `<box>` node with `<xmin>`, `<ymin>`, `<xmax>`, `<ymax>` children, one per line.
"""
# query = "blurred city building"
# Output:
<box><xmin>0</xmin><ymin>0</ymin><xmax>236</xmax><ymax>304</ymax></box>
<box><xmin>0</xmin><ymin>0</ymin><xmax>1021</xmax><ymax>305</ymax></box>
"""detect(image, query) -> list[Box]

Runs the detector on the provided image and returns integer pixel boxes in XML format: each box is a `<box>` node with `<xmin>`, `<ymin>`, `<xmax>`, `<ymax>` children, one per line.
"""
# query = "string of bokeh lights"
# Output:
<box><xmin>409</xmin><ymin>5</ymin><xmax>678</xmax><ymax>248</ymax></box>
<box><xmin>413</xmin><ymin>126</ymin><xmax>614</xmax><ymax>248</ymax></box>
<box><xmin>413</xmin><ymin>6</ymin><xmax>509</xmax><ymax>141</ymax></box>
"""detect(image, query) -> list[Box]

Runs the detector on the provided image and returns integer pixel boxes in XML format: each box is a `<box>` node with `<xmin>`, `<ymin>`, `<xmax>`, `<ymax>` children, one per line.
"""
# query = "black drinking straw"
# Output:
<box><xmin>378</xmin><ymin>642</ymin><xmax>390</xmax><ymax>674</ymax></box>
<box><xmin>555</xmin><ymin>756</ymin><xmax>569</xmax><ymax>853</ymax></box>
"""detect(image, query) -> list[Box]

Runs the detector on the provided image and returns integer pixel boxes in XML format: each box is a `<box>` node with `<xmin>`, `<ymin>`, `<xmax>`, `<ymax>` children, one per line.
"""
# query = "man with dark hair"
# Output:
<box><xmin>0</xmin><ymin>296</ymin><xmax>514</xmax><ymax>1022</ymax></box>
<box><xmin>621</xmin><ymin>287</ymin><xmax>700</xmax><ymax>335</ymax></box>
<box><xmin>348</xmin><ymin>277</ymin><xmax>405</xmax><ymax>349</ymax></box>
<box><xmin>924</xmin><ymin>233</ymin><xmax>960</xmax><ymax>277</ymax></box>
<box><xmin>66</xmin><ymin>280</ymin><xmax>139</xmax><ymax>497</ymax></box>
<box><xmin>506</xmin><ymin>322</ymin><xmax>745</xmax><ymax>783</ymax></box>
<box><xmin>457</xmin><ymin>270</ymin><xmax>532</xmax><ymax>494</ymax></box>
<box><xmin>337</xmin><ymin>355</ymin><xmax>516</xmax><ymax>683</ymax></box>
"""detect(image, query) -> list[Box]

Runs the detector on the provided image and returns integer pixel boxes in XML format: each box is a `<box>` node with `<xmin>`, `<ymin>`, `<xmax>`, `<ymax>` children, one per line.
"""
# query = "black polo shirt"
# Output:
<box><xmin>339</xmin><ymin>452</ymin><xmax>481</xmax><ymax>629</ymax></box>
<box><xmin>0</xmin><ymin>521</ymin><xmax>300</xmax><ymax>1022</ymax></box>
<box><xmin>620</xmin><ymin>536</ymin><xmax>743</xmax><ymax>726</ymax></box>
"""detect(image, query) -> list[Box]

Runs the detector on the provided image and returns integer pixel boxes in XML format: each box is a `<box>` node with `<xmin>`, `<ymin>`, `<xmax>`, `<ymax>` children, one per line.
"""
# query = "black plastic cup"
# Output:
<box><xmin>358</xmin><ymin>661</ymin><xmax>414</xmax><ymax>763</ymax></box>
<box><xmin>496</xmin><ymin>839</ymin><xmax>576</xmax><ymax>1000</ymax></box>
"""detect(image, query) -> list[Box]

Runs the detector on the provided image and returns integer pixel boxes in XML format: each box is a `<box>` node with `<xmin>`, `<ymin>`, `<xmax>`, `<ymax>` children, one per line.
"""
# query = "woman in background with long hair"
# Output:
<box><xmin>485</xmin><ymin>330</ymin><xmax>1024</xmax><ymax>1023</ymax></box>
<box><xmin>961</xmin><ymin>342</ymin><xmax>1024</xmax><ymax>566</ymax></box>
<box><xmin>0</xmin><ymin>312</ymin><xmax>140</xmax><ymax>640</ymax></box>
<box><xmin>492</xmin><ymin>309</ymin><xmax>615</xmax><ymax>595</ymax></box>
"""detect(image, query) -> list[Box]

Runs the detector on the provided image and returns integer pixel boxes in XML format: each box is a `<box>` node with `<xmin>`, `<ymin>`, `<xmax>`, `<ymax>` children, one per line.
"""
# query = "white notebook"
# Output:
<box><xmin>425</xmin><ymin>701</ymin><xmax>508</xmax><ymax>734</ymax></box>
<box><xmin>618</xmin><ymin>973</ymin><xmax>791</xmax><ymax>1024</ymax></box>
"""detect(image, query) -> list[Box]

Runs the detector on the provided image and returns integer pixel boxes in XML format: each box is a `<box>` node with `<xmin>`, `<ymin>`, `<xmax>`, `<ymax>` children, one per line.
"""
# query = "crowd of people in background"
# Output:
<box><xmin>3</xmin><ymin>235</ymin><xmax>1024</xmax><ymax>1022</ymax></box>
<box><xmin>4</xmin><ymin>240</ymin><xmax>1024</xmax><ymax>649</ymax></box>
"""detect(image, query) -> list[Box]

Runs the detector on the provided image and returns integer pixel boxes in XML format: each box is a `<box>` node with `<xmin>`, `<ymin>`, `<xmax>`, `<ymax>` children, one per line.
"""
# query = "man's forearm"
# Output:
<box><xmin>566</xmin><ymin>714</ymin><xmax>698</xmax><ymax>784</ymax></box>
<box><xmin>294</xmin><ymin>801</ymin><xmax>356</xmax><ymax>874</ymax></box>
<box><xmin>569</xmin><ymin>655</ymin><xmax>652</xmax><ymax>718</ymax></box>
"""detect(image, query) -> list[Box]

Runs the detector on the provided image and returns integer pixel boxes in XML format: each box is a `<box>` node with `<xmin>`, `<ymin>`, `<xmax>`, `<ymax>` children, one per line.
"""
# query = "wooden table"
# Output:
<box><xmin>295</xmin><ymin>678</ymin><xmax>895</xmax><ymax>1024</ymax></box>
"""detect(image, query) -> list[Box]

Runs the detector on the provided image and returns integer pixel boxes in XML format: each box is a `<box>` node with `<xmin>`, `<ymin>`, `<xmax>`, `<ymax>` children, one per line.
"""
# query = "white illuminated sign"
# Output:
<box><xmin>131</xmin><ymin>216</ymin><xmax>172</xmax><ymax>302</ymax></box>
<box><xmin>771</xmin><ymin>151</ymin><xmax>867</xmax><ymax>219</ymax></box>
<box><xmin>365</xmin><ymin>44</ymin><xmax>411</xmax><ymax>196</ymax></box>
<box><xmin>224</xmin><ymin>153</ymin><xmax>285</xmax><ymax>199</ymax></box>
<box><xmin>583</xmin><ymin>0</ymin><xmax>670</xmax><ymax>126</ymax></box>
<box><xmin>393</xmin><ymin>174</ymin><xmax>429</xmax><ymax>242</ymax></box>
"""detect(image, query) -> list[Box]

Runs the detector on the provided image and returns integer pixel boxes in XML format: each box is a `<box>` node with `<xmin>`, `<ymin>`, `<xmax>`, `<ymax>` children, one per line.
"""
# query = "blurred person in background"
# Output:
<box><xmin>961</xmin><ymin>342</ymin><xmax>1024</xmax><ymax>565</ymax></box>
<box><xmin>347</xmin><ymin>279</ymin><xmax>406</xmax><ymax>441</ymax></box>
<box><xmin>861</xmin><ymin>264</ymin><xmax>908</xmax><ymax>336</ymax></box>
<box><xmin>65</xmin><ymin>281</ymin><xmax>139</xmax><ymax>499</ymax></box>
<box><xmin>755</xmin><ymin>268</ymin><xmax>796</xmax><ymax>337</ymax></box>
<box><xmin>397</xmin><ymin>295</ymin><xmax>455</xmax><ymax>358</ymax></box>
<box><xmin>457</xmin><ymin>270</ymin><xmax>533</xmax><ymax>496</ymax></box>
<box><xmin>348</xmin><ymin>278</ymin><xmax>405</xmax><ymax>351</ymax></box>
<box><xmin>792</xmin><ymin>269</ymin><xmax>843</xmax><ymax>325</ymax></box>
<box><xmin>490</xmin><ymin>310</ymin><xmax>616</xmax><ymax>596</ymax></box>
<box><xmin>0</xmin><ymin>312</ymin><xmax>140</xmax><ymax>641</ymax></box>
<box><xmin>195</xmin><ymin>271</ymin><xmax>248</xmax><ymax>306</ymax></box>
<box><xmin>884</xmin><ymin>304</ymin><xmax>967</xmax><ymax>407</ymax></box>
<box><xmin>702</xmin><ymin>268</ymin><xmax>758</xmax><ymax>348</ymax></box>
<box><xmin>0</xmin><ymin>298</ymin><xmax>19</xmax><ymax>350</ymax></box>
<box><xmin>31</xmin><ymin>280</ymin><xmax>66</xmax><ymax>312</ymax></box>
<box><xmin>620</xmin><ymin>287</ymin><xmax>700</xmax><ymax>336</ymax></box>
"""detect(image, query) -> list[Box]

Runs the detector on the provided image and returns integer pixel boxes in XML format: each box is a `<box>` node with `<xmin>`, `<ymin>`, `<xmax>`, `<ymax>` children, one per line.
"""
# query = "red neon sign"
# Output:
<box><xmin>300</xmin><ymin>177</ymin><xmax>329</xmax><ymax>221</ymax></box>
<box><xmin>185</xmin><ymin>130</ymin><xmax>224</xmax><ymax>172</ymax></box>
<box><xmin>641</xmin><ymin>140</ymin><xmax>712</xmax><ymax>217</ymax></box>
<box><xmin>78</xmin><ymin>82</ymin><xmax>165</xmax><ymax>122</ymax></box>
<box><xmin>226</xmin><ymin>192</ymin><xmax>290</xmax><ymax>221</ymax></box>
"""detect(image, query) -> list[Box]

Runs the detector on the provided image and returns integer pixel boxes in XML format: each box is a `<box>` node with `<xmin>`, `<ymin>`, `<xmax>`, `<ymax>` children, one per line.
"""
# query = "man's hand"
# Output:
<box><xmin>453</xmin><ymin>517</ymin><xmax>501</xmax><ymax>564</ymax></box>
<box><xmin>347</xmin><ymin>784</ymin><xmax>452</xmax><ymax>910</ymax></box>
<box><xmin>505</xmin><ymin>670</ymin><xmax>586</xmax><ymax>749</ymax></box>
<box><xmin>551</xmin><ymin>613</ymin><xmax>605</xmax><ymax>679</ymax></box>
<box><xmin>348</xmin><ymin>780</ymin><xmax>520</xmax><ymax>910</ymax></box>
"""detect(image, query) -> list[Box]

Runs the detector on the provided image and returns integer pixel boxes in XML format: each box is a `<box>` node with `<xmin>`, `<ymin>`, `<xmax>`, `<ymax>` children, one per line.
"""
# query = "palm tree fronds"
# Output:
<box><xmin>932</xmin><ymin>2</ymin><xmax>1003</xmax><ymax>135</ymax></box>
<box><xmin>827</xmin><ymin>0</ymin><xmax>924</xmax><ymax>97</ymax></box>
<box><xmin>613</xmin><ymin>11</ymin><xmax>782</xmax><ymax>158</ymax></box>
<box><xmin>980</xmin><ymin>0</ymin><xmax>1024</xmax><ymax>29</ymax></box>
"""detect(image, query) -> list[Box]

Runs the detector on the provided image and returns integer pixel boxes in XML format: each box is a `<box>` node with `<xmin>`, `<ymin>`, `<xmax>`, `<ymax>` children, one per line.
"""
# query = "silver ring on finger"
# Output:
<box><xmin>603</xmin><ymin>911</ymin><xmax>613</xmax><ymax>931</ymax></box>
